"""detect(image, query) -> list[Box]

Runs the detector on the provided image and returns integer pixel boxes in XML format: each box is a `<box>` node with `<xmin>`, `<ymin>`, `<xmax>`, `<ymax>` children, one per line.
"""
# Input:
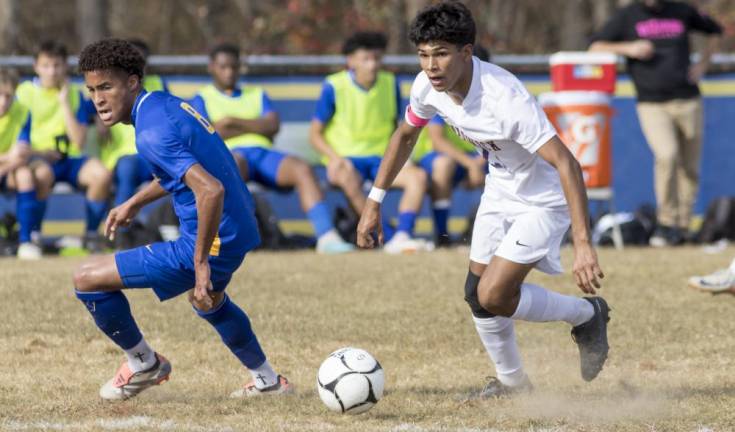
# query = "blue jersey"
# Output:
<box><xmin>131</xmin><ymin>91</ymin><xmax>260</xmax><ymax>257</ymax></box>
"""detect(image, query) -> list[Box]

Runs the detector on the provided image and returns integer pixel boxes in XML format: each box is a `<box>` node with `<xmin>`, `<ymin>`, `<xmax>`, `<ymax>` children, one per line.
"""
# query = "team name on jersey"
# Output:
<box><xmin>448</xmin><ymin>124</ymin><xmax>501</xmax><ymax>152</ymax></box>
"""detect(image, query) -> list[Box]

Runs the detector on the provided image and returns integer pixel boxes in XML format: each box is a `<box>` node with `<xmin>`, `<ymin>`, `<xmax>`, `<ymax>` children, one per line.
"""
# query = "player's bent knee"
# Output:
<box><xmin>464</xmin><ymin>270</ymin><xmax>495</xmax><ymax>318</ymax></box>
<box><xmin>412</xmin><ymin>166</ymin><xmax>428</xmax><ymax>183</ymax></box>
<box><xmin>477</xmin><ymin>279</ymin><xmax>515</xmax><ymax>317</ymax></box>
<box><xmin>73</xmin><ymin>262</ymin><xmax>99</xmax><ymax>292</ymax></box>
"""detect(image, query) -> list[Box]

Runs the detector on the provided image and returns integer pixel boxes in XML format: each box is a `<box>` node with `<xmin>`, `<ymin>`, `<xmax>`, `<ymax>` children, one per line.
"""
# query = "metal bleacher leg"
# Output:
<box><xmin>588</xmin><ymin>187</ymin><xmax>624</xmax><ymax>250</ymax></box>
<box><xmin>608</xmin><ymin>196</ymin><xmax>624</xmax><ymax>250</ymax></box>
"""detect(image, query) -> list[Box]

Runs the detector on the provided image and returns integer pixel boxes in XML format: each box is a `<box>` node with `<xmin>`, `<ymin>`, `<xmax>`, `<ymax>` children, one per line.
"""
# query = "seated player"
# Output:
<box><xmin>76</xmin><ymin>39</ymin><xmax>292</xmax><ymax>400</ymax></box>
<box><xmin>189</xmin><ymin>43</ymin><xmax>353</xmax><ymax>254</ymax></box>
<box><xmin>412</xmin><ymin>116</ymin><xmax>486</xmax><ymax>246</ymax></box>
<box><xmin>0</xmin><ymin>67</ymin><xmax>53</xmax><ymax>259</ymax></box>
<box><xmin>309</xmin><ymin>32</ymin><xmax>429</xmax><ymax>254</ymax></box>
<box><xmin>98</xmin><ymin>39</ymin><xmax>164</xmax><ymax>246</ymax></box>
<box><xmin>413</xmin><ymin>46</ymin><xmax>490</xmax><ymax>247</ymax></box>
<box><xmin>16</xmin><ymin>40</ymin><xmax>112</xmax><ymax>252</ymax></box>
<box><xmin>357</xmin><ymin>2</ymin><xmax>610</xmax><ymax>397</ymax></box>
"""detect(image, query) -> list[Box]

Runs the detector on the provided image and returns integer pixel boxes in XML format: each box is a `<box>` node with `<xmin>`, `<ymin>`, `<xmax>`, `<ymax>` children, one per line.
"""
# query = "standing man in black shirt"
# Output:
<box><xmin>589</xmin><ymin>0</ymin><xmax>722</xmax><ymax>246</ymax></box>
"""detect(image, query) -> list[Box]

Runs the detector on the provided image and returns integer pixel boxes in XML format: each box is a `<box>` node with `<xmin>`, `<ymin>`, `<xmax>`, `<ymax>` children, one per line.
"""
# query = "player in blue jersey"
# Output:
<box><xmin>74</xmin><ymin>39</ymin><xmax>292</xmax><ymax>400</ymax></box>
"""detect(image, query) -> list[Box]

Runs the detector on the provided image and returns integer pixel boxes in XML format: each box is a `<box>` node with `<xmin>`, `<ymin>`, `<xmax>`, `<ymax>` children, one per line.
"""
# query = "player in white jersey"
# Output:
<box><xmin>357</xmin><ymin>1</ymin><xmax>610</xmax><ymax>397</ymax></box>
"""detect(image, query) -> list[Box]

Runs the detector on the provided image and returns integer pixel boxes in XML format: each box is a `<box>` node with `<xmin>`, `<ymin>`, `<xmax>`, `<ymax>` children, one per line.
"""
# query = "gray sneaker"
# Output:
<box><xmin>99</xmin><ymin>353</ymin><xmax>171</xmax><ymax>401</ymax></box>
<box><xmin>571</xmin><ymin>297</ymin><xmax>610</xmax><ymax>382</ymax></box>
<box><xmin>478</xmin><ymin>375</ymin><xmax>533</xmax><ymax>399</ymax></box>
<box><xmin>230</xmin><ymin>375</ymin><xmax>294</xmax><ymax>398</ymax></box>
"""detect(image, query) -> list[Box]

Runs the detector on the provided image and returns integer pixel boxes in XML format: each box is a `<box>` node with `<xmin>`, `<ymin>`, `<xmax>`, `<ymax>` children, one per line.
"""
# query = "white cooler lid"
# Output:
<box><xmin>549</xmin><ymin>51</ymin><xmax>618</xmax><ymax>66</ymax></box>
<box><xmin>537</xmin><ymin>91</ymin><xmax>611</xmax><ymax>107</ymax></box>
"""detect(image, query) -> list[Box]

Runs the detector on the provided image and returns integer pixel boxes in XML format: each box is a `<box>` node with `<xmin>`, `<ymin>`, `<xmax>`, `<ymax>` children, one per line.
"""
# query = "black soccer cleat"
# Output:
<box><xmin>478</xmin><ymin>375</ymin><xmax>533</xmax><ymax>399</ymax></box>
<box><xmin>571</xmin><ymin>296</ymin><xmax>610</xmax><ymax>382</ymax></box>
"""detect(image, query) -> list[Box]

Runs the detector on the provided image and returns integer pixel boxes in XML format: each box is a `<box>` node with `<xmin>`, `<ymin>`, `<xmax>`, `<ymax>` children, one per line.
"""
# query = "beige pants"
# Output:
<box><xmin>636</xmin><ymin>98</ymin><xmax>703</xmax><ymax>229</ymax></box>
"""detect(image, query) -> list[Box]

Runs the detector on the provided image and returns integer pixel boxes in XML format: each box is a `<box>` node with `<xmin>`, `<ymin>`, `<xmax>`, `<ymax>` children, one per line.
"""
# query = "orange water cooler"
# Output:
<box><xmin>539</xmin><ymin>91</ymin><xmax>613</xmax><ymax>188</ymax></box>
<box><xmin>541</xmin><ymin>51</ymin><xmax>618</xmax><ymax>189</ymax></box>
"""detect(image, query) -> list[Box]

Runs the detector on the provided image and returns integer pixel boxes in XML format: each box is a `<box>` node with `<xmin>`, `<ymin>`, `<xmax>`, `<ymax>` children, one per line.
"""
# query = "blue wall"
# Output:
<box><xmin>5</xmin><ymin>73</ymin><xmax>735</xmax><ymax>221</ymax></box>
<box><xmin>611</xmin><ymin>97</ymin><xmax>735</xmax><ymax>214</ymax></box>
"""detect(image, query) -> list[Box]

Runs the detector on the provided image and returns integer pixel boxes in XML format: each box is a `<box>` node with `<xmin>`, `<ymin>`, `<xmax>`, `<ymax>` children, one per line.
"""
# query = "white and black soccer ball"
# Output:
<box><xmin>317</xmin><ymin>347</ymin><xmax>384</xmax><ymax>414</ymax></box>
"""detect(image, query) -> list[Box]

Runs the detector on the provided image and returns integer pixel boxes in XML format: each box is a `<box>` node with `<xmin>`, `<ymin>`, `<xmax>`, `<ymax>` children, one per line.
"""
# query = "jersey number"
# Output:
<box><xmin>180</xmin><ymin>102</ymin><xmax>215</xmax><ymax>134</ymax></box>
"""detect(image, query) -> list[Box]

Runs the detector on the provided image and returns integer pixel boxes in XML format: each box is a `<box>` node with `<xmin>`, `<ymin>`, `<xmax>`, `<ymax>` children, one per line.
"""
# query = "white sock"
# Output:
<box><xmin>390</xmin><ymin>231</ymin><xmax>411</xmax><ymax>241</ymax></box>
<box><xmin>472</xmin><ymin>315</ymin><xmax>527</xmax><ymax>387</ymax></box>
<box><xmin>433</xmin><ymin>199</ymin><xmax>451</xmax><ymax>210</ymax></box>
<box><xmin>250</xmin><ymin>360</ymin><xmax>278</xmax><ymax>389</ymax></box>
<box><xmin>729</xmin><ymin>258</ymin><xmax>735</xmax><ymax>274</ymax></box>
<box><xmin>125</xmin><ymin>338</ymin><xmax>156</xmax><ymax>373</ymax></box>
<box><xmin>511</xmin><ymin>283</ymin><xmax>594</xmax><ymax>327</ymax></box>
<box><xmin>317</xmin><ymin>229</ymin><xmax>341</xmax><ymax>243</ymax></box>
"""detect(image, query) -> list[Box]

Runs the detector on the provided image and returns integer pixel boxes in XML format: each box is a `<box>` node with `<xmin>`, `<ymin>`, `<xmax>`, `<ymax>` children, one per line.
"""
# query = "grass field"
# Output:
<box><xmin>1</xmin><ymin>245</ymin><xmax>734</xmax><ymax>431</ymax></box>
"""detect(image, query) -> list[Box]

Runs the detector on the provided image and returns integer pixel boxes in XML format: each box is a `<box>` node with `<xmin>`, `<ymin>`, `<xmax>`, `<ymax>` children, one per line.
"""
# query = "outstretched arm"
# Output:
<box><xmin>356</xmin><ymin>122</ymin><xmax>422</xmax><ymax>248</ymax></box>
<box><xmin>184</xmin><ymin>163</ymin><xmax>225</xmax><ymax>310</ymax></box>
<box><xmin>536</xmin><ymin>135</ymin><xmax>604</xmax><ymax>294</ymax></box>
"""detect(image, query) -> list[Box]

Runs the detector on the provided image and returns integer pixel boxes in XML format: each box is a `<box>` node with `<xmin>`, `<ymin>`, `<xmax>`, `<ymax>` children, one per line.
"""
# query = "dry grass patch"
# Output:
<box><xmin>1</xmin><ymin>246</ymin><xmax>734</xmax><ymax>431</ymax></box>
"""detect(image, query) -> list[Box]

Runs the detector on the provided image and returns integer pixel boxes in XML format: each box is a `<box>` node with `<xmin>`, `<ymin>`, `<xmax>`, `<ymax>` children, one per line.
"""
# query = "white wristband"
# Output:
<box><xmin>367</xmin><ymin>187</ymin><xmax>387</xmax><ymax>204</ymax></box>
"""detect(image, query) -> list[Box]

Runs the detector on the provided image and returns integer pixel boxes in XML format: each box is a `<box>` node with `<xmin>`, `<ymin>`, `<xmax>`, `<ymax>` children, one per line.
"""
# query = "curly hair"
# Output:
<box><xmin>78</xmin><ymin>38</ymin><xmax>145</xmax><ymax>80</ymax></box>
<box><xmin>342</xmin><ymin>32</ymin><xmax>388</xmax><ymax>55</ymax></box>
<box><xmin>408</xmin><ymin>1</ymin><xmax>475</xmax><ymax>47</ymax></box>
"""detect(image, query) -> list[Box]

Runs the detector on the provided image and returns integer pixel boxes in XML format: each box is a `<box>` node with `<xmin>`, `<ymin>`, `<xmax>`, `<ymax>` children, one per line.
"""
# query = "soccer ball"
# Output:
<box><xmin>317</xmin><ymin>347</ymin><xmax>384</xmax><ymax>414</ymax></box>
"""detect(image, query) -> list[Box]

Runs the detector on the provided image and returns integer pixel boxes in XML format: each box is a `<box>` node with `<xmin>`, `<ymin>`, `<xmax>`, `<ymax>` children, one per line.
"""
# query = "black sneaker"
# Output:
<box><xmin>649</xmin><ymin>225</ymin><xmax>684</xmax><ymax>247</ymax></box>
<box><xmin>478</xmin><ymin>375</ymin><xmax>533</xmax><ymax>399</ymax></box>
<box><xmin>571</xmin><ymin>297</ymin><xmax>611</xmax><ymax>382</ymax></box>
<box><xmin>83</xmin><ymin>232</ymin><xmax>108</xmax><ymax>254</ymax></box>
<box><xmin>435</xmin><ymin>234</ymin><xmax>453</xmax><ymax>248</ymax></box>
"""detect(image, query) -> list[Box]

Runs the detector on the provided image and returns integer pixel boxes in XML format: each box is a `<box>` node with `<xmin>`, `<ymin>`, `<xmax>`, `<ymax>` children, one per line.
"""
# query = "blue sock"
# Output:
<box><xmin>432</xmin><ymin>202</ymin><xmax>450</xmax><ymax>237</ymax></box>
<box><xmin>397</xmin><ymin>211</ymin><xmax>417</xmax><ymax>235</ymax></box>
<box><xmin>195</xmin><ymin>294</ymin><xmax>266</xmax><ymax>369</ymax></box>
<box><xmin>16</xmin><ymin>191</ymin><xmax>35</xmax><ymax>243</ymax></box>
<box><xmin>75</xmin><ymin>290</ymin><xmax>143</xmax><ymax>350</ymax></box>
<box><xmin>85</xmin><ymin>200</ymin><xmax>108</xmax><ymax>232</ymax></box>
<box><xmin>114</xmin><ymin>156</ymin><xmax>139</xmax><ymax>206</ymax></box>
<box><xmin>31</xmin><ymin>198</ymin><xmax>47</xmax><ymax>233</ymax></box>
<box><xmin>306</xmin><ymin>201</ymin><xmax>334</xmax><ymax>238</ymax></box>
<box><xmin>382</xmin><ymin>214</ymin><xmax>396</xmax><ymax>242</ymax></box>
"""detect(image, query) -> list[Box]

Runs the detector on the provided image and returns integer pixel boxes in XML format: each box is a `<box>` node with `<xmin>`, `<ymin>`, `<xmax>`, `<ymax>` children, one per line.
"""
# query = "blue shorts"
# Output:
<box><xmin>115</xmin><ymin>239</ymin><xmax>246</xmax><ymax>302</ymax></box>
<box><xmin>52</xmin><ymin>156</ymin><xmax>88</xmax><ymax>188</ymax></box>
<box><xmin>347</xmin><ymin>156</ymin><xmax>382</xmax><ymax>182</ymax></box>
<box><xmin>231</xmin><ymin>146</ymin><xmax>287</xmax><ymax>189</ymax></box>
<box><xmin>419</xmin><ymin>151</ymin><xmax>482</xmax><ymax>186</ymax></box>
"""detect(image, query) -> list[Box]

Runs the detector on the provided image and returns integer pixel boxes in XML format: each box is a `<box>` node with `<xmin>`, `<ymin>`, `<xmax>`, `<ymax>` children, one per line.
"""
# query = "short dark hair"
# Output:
<box><xmin>408</xmin><ymin>1</ymin><xmax>476</xmax><ymax>47</ymax></box>
<box><xmin>128</xmin><ymin>38</ymin><xmax>151</xmax><ymax>58</ymax></box>
<box><xmin>342</xmin><ymin>32</ymin><xmax>388</xmax><ymax>55</ymax></box>
<box><xmin>0</xmin><ymin>67</ymin><xmax>19</xmax><ymax>88</ymax></box>
<box><xmin>209</xmin><ymin>43</ymin><xmax>240</xmax><ymax>60</ymax></box>
<box><xmin>473</xmin><ymin>45</ymin><xmax>491</xmax><ymax>62</ymax></box>
<box><xmin>78</xmin><ymin>38</ymin><xmax>145</xmax><ymax>80</ymax></box>
<box><xmin>35</xmin><ymin>40</ymin><xmax>68</xmax><ymax>60</ymax></box>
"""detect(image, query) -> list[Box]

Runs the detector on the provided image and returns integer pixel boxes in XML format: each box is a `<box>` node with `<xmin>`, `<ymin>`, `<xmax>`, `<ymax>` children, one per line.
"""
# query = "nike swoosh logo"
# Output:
<box><xmin>515</xmin><ymin>240</ymin><xmax>530</xmax><ymax>247</ymax></box>
<box><xmin>145</xmin><ymin>244</ymin><xmax>153</xmax><ymax>253</ymax></box>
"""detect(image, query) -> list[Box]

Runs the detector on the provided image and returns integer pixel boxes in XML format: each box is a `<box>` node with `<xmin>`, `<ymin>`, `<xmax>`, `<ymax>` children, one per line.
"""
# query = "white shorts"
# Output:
<box><xmin>469</xmin><ymin>201</ymin><xmax>570</xmax><ymax>275</ymax></box>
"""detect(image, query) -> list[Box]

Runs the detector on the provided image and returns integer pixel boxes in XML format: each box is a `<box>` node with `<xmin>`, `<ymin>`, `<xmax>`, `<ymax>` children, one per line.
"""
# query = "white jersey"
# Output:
<box><xmin>405</xmin><ymin>57</ymin><xmax>567</xmax><ymax>210</ymax></box>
